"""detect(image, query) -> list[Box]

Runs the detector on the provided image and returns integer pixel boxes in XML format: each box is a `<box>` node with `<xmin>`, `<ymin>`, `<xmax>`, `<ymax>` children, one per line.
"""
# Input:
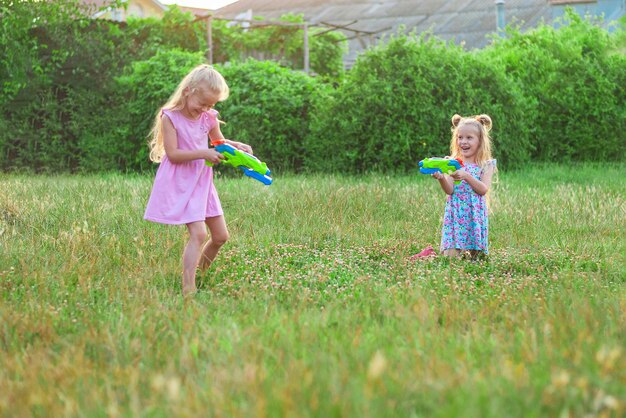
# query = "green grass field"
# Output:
<box><xmin>1</xmin><ymin>164</ymin><xmax>624</xmax><ymax>417</ymax></box>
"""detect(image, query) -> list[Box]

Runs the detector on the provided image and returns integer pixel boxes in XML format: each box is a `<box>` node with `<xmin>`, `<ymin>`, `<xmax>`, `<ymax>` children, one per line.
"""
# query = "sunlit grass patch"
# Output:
<box><xmin>1</xmin><ymin>165</ymin><xmax>624</xmax><ymax>417</ymax></box>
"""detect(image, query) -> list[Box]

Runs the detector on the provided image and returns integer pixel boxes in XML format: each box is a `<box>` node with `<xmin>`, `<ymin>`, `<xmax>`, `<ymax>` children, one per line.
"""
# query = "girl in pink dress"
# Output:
<box><xmin>412</xmin><ymin>114</ymin><xmax>497</xmax><ymax>260</ymax></box>
<box><xmin>144</xmin><ymin>64</ymin><xmax>253</xmax><ymax>295</ymax></box>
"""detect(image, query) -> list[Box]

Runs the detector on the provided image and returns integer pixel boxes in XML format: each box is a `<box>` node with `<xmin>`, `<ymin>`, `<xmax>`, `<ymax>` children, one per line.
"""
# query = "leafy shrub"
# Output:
<box><xmin>110</xmin><ymin>49</ymin><xmax>207</xmax><ymax>172</ymax></box>
<box><xmin>0</xmin><ymin>1</ymin><xmax>344</xmax><ymax>172</ymax></box>
<box><xmin>111</xmin><ymin>54</ymin><xmax>327</xmax><ymax>173</ymax></box>
<box><xmin>218</xmin><ymin>59</ymin><xmax>330</xmax><ymax>173</ymax></box>
<box><xmin>0</xmin><ymin>1</ymin><xmax>131</xmax><ymax>172</ymax></box>
<box><xmin>305</xmin><ymin>33</ymin><xmax>534</xmax><ymax>174</ymax></box>
<box><xmin>123</xmin><ymin>6</ymin><xmax>208</xmax><ymax>58</ymax></box>
<box><xmin>1</xmin><ymin>2</ymin><xmax>622</xmax><ymax>174</ymax></box>
<box><xmin>480</xmin><ymin>10</ymin><xmax>626</xmax><ymax>161</ymax></box>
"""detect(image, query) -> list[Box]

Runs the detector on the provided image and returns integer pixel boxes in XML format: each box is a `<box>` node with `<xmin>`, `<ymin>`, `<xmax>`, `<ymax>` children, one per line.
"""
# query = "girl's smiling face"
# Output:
<box><xmin>183</xmin><ymin>85</ymin><xmax>218</xmax><ymax>119</ymax></box>
<box><xmin>456</xmin><ymin>124</ymin><xmax>481</xmax><ymax>162</ymax></box>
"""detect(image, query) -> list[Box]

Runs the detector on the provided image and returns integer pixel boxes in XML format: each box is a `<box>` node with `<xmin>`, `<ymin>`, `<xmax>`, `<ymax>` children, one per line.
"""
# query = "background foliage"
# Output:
<box><xmin>218</xmin><ymin>59</ymin><xmax>329</xmax><ymax>173</ymax></box>
<box><xmin>0</xmin><ymin>2</ymin><xmax>624</xmax><ymax>173</ymax></box>
<box><xmin>103</xmin><ymin>49</ymin><xmax>207</xmax><ymax>172</ymax></box>
<box><xmin>97</xmin><ymin>52</ymin><xmax>326</xmax><ymax>173</ymax></box>
<box><xmin>479</xmin><ymin>12</ymin><xmax>626</xmax><ymax>162</ymax></box>
<box><xmin>305</xmin><ymin>33</ymin><xmax>535</xmax><ymax>173</ymax></box>
<box><xmin>0</xmin><ymin>0</ymin><xmax>344</xmax><ymax>173</ymax></box>
<box><xmin>211</xmin><ymin>13</ymin><xmax>346</xmax><ymax>79</ymax></box>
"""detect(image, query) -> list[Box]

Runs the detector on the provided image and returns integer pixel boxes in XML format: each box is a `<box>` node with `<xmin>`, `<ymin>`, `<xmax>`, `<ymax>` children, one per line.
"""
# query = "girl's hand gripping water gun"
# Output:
<box><xmin>418</xmin><ymin>157</ymin><xmax>464</xmax><ymax>184</ymax></box>
<box><xmin>207</xmin><ymin>140</ymin><xmax>272</xmax><ymax>185</ymax></box>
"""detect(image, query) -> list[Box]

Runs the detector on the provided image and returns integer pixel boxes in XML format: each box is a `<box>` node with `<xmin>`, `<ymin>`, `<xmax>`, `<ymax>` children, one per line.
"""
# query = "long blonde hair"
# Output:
<box><xmin>450</xmin><ymin>114</ymin><xmax>495</xmax><ymax>169</ymax></box>
<box><xmin>148</xmin><ymin>64</ymin><xmax>229</xmax><ymax>162</ymax></box>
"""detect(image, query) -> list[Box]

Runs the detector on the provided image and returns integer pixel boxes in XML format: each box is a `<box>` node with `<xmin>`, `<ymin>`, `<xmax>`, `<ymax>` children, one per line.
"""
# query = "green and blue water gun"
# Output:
<box><xmin>419</xmin><ymin>157</ymin><xmax>464</xmax><ymax>184</ymax></box>
<box><xmin>207</xmin><ymin>140</ymin><xmax>272</xmax><ymax>185</ymax></box>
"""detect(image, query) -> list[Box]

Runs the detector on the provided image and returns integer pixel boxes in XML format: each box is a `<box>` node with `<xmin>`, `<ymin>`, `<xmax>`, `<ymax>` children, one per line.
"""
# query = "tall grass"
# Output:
<box><xmin>1</xmin><ymin>164</ymin><xmax>624</xmax><ymax>417</ymax></box>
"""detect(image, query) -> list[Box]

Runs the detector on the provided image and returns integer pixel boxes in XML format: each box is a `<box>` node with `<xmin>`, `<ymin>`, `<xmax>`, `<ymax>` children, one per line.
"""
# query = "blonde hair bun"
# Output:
<box><xmin>475</xmin><ymin>114</ymin><xmax>492</xmax><ymax>131</ymax></box>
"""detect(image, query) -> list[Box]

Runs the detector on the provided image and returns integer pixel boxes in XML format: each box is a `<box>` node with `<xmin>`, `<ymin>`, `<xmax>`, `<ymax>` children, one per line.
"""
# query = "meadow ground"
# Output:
<box><xmin>0</xmin><ymin>164</ymin><xmax>624</xmax><ymax>417</ymax></box>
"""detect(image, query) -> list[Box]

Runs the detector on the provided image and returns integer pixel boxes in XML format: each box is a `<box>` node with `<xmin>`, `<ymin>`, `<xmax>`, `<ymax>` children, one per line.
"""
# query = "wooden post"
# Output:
<box><xmin>207</xmin><ymin>16</ymin><xmax>213</xmax><ymax>64</ymax></box>
<box><xmin>303</xmin><ymin>22</ymin><xmax>309</xmax><ymax>74</ymax></box>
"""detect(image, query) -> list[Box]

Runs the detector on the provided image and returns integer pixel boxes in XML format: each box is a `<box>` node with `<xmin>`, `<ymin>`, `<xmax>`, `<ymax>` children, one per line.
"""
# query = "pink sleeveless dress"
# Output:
<box><xmin>144</xmin><ymin>109</ymin><xmax>223</xmax><ymax>225</ymax></box>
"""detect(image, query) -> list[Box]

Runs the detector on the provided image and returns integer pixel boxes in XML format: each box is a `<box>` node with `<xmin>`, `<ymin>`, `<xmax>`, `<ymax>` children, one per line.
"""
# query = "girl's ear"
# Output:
<box><xmin>451</xmin><ymin>114</ymin><xmax>463</xmax><ymax>127</ymax></box>
<box><xmin>475</xmin><ymin>114</ymin><xmax>492</xmax><ymax>131</ymax></box>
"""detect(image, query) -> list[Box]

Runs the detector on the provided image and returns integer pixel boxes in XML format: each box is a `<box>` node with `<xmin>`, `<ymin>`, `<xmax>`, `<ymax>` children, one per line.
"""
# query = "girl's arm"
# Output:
<box><xmin>163</xmin><ymin>115</ymin><xmax>223</xmax><ymax>164</ymax></box>
<box><xmin>209</xmin><ymin>124</ymin><xmax>253</xmax><ymax>154</ymax></box>
<box><xmin>432</xmin><ymin>171</ymin><xmax>454</xmax><ymax>195</ymax></box>
<box><xmin>449</xmin><ymin>163</ymin><xmax>495</xmax><ymax>196</ymax></box>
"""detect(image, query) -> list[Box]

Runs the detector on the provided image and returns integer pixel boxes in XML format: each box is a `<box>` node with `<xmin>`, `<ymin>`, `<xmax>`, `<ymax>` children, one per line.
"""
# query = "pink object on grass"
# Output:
<box><xmin>410</xmin><ymin>245</ymin><xmax>437</xmax><ymax>261</ymax></box>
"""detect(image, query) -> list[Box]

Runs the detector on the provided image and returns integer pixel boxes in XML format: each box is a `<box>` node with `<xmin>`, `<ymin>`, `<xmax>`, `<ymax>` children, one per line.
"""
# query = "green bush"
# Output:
<box><xmin>123</xmin><ymin>7</ymin><xmax>208</xmax><ymax>57</ymax></box>
<box><xmin>110</xmin><ymin>54</ymin><xmax>327</xmax><ymax>173</ymax></box>
<box><xmin>1</xmin><ymin>2</ymin><xmax>623</xmax><ymax>174</ymax></box>
<box><xmin>0</xmin><ymin>4</ymin><xmax>130</xmax><ymax>172</ymax></box>
<box><xmin>218</xmin><ymin>59</ymin><xmax>330</xmax><ymax>173</ymax></box>
<box><xmin>305</xmin><ymin>33</ymin><xmax>534</xmax><ymax>174</ymax></box>
<box><xmin>0</xmin><ymin>1</ymin><xmax>344</xmax><ymax>172</ymax></box>
<box><xmin>109</xmin><ymin>49</ymin><xmax>207</xmax><ymax>172</ymax></box>
<box><xmin>480</xmin><ymin>10</ymin><xmax>626</xmax><ymax>161</ymax></box>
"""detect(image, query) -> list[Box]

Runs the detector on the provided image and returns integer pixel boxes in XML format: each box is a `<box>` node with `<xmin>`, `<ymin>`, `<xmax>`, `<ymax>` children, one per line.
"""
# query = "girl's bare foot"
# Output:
<box><xmin>183</xmin><ymin>285</ymin><xmax>197</xmax><ymax>297</ymax></box>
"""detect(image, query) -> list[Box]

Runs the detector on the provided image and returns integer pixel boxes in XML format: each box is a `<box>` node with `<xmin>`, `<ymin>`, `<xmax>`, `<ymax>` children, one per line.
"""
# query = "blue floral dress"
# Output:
<box><xmin>440</xmin><ymin>160</ymin><xmax>496</xmax><ymax>254</ymax></box>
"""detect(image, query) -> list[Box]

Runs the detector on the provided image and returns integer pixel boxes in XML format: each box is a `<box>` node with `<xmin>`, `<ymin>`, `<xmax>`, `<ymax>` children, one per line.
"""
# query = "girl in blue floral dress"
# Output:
<box><xmin>412</xmin><ymin>114</ymin><xmax>497</xmax><ymax>259</ymax></box>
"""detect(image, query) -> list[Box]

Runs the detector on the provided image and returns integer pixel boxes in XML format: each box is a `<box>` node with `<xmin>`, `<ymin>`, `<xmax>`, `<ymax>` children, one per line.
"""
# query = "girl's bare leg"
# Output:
<box><xmin>469</xmin><ymin>250</ymin><xmax>486</xmax><ymax>260</ymax></box>
<box><xmin>199</xmin><ymin>215</ymin><xmax>230</xmax><ymax>271</ymax></box>
<box><xmin>182</xmin><ymin>221</ymin><xmax>208</xmax><ymax>295</ymax></box>
<box><xmin>442</xmin><ymin>248</ymin><xmax>462</xmax><ymax>257</ymax></box>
